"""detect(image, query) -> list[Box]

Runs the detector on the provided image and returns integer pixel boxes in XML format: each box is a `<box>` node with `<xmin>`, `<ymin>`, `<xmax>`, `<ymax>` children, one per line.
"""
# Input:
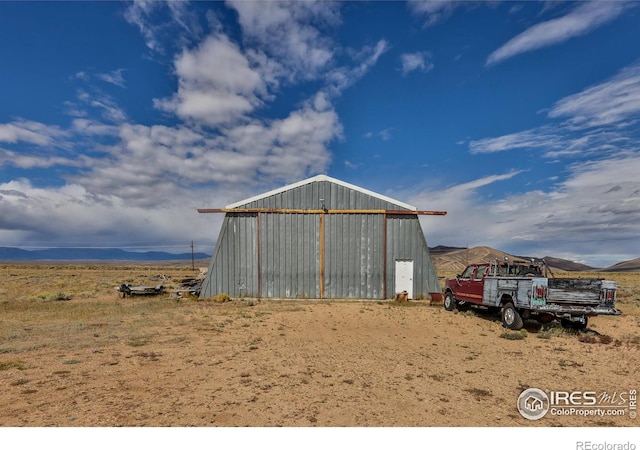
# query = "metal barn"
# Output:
<box><xmin>198</xmin><ymin>175</ymin><xmax>445</xmax><ymax>300</ymax></box>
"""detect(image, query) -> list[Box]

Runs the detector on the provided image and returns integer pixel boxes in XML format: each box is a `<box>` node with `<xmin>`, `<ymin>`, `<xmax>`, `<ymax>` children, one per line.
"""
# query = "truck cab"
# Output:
<box><xmin>448</xmin><ymin>264</ymin><xmax>489</xmax><ymax>304</ymax></box>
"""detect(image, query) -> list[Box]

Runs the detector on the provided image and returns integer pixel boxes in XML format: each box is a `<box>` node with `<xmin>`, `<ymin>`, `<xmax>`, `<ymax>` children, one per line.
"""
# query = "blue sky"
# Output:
<box><xmin>1</xmin><ymin>1</ymin><xmax>639</xmax><ymax>267</ymax></box>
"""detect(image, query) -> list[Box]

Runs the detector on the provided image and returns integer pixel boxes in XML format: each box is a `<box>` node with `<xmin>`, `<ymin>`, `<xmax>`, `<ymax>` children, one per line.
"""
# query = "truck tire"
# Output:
<box><xmin>444</xmin><ymin>291</ymin><xmax>457</xmax><ymax>311</ymax></box>
<box><xmin>501</xmin><ymin>302</ymin><xmax>524</xmax><ymax>330</ymax></box>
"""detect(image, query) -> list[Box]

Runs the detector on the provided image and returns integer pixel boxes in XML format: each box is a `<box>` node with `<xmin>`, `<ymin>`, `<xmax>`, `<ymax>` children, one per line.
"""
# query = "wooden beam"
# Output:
<box><xmin>198</xmin><ymin>208</ymin><xmax>447</xmax><ymax>216</ymax></box>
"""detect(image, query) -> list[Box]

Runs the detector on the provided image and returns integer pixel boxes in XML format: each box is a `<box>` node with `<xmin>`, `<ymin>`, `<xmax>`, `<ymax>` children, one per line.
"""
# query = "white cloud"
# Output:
<box><xmin>407</xmin><ymin>0</ymin><xmax>460</xmax><ymax>27</ymax></box>
<box><xmin>0</xmin><ymin>178</ymin><xmax>216</xmax><ymax>251</ymax></box>
<box><xmin>469</xmin><ymin>126</ymin><xmax>562</xmax><ymax>154</ymax></box>
<box><xmin>549</xmin><ymin>62</ymin><xmax>640</xmax><ymax>128</ymax></box>
<box><xmin>326</xmin><ymin>39</ymin><xmax>389</xmax><ymax>95</ymax></box>
<box><xmin>90</xmin><ymin>97</ymin><xmax>128</xmax><ymax>123</ymax></box>
<box><xmin>407</xmin><ymin>155</ymin><xmax>640</xmax><ymax>267</ymax></box>
<box><xmin>227</xmin><ymin>0</ymin><xmax>340</xmax><ymax>82</ymax></box>
<box><xmin>71</xmin><ymin>119</ymin><xmax>118</xmax><ymax>136</ymax></box>
<box><xmin>96</xmin><ymin>69</ymin><xmax>126</xmax><ymax>88</ymax></box>
<box><xmin>470</xmin><ymin>62</ymin><xmax>640</xmax><ymax>158</ymax></box>
<box><xmin>0</xmin><ymin>149</ymin><xmax>87</xmax><ymax>170</ymax></box>
<box><xmin>64</xmin><ymin>92</ymin><xmax>340</xmax><ymax>207</ymax></box>
<box><xmin>400</xmin><ymin>52</ymin><xmax>433</xmax><ymax>76</ymax></box>
<box><xmin>123</xmin><ymin>1</ymin><xmax>202</xmax><ymax>54</ymax></box>
<box><xmin>364</xmin><ymin>127</ymin><xmax>396</xmax><ymax>141</ymax></box>
<box><xmin>486</xmin><ymin>1</ymin><xmax>631</xmax><ymax>66</ymax></box>
<box><xmin>154</xmin><ymin>33</ymin><xmax>267</xmax><ymax>126</ymax></box>
<box><xmin>0</xmin><ymin>1</ymin><xmax>385</xmax><ymax>254</ymax></box>
<box><xmin>0</xmin><ymin>120</ymin><xmax>67</xmax><ymax>146</ymax></box>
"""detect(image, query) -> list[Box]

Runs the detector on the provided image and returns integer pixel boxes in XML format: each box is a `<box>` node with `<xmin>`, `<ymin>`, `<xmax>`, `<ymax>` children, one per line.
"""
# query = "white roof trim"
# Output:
<box><xmin>225</xmin><ymin>174</ymin><xmax>417</xmax><ymax>211</ymax></box>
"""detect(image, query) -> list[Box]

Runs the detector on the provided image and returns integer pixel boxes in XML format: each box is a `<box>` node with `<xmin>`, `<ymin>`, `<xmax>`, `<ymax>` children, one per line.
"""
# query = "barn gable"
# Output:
<box><xmin>199</xmin><ymin>175</ymin><xmax>445</xmax><ymax>300</ymax></box>
<box><xmin>226</xmin><ymin>174</ymin><xmax>416</xmax><ymax>211</ymax></box>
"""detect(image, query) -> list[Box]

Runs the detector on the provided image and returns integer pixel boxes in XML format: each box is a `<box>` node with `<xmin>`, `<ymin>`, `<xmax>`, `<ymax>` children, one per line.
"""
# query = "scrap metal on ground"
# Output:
<box><xmin>116</xmin><ymin>283</ymin><xmax>164</xmax><ymax>298</ymax></box>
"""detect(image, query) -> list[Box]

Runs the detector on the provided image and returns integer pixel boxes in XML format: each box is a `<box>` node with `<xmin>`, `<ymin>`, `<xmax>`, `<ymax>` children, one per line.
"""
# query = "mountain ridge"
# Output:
<box><xmin>429</xmin><ymin>246</ymin><xmax>639</xmax><ymax>273</ymax></box>
<box><xmin>0</xmin><ymin>247</ymin><xmax>210</xmax><ymax>261</ymax></box>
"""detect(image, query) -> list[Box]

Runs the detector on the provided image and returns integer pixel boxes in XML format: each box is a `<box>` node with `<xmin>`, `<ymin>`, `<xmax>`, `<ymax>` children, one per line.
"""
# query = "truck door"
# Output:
<box><xmin>467</xmin><ymin>265</ymin><xmax>487</xmax><ymax>304</ymax></box>
<box><xmin>455</xmin><ymin>265</ymin><xmax>476</xmax><ymax>303</ymax></box>
<box><xmin>455</xmin><ymin>265</ymin><xmax>486</xmax><ymax>304</ymax></box>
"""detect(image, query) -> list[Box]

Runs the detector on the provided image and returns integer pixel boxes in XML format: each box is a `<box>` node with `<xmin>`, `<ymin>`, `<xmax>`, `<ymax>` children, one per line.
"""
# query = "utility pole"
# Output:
<box><xmin>466</xmin><ymin>244</ymin><xmax>469</xmax><ymax>266</ymax></box>
<box><xmin>191</xmin><ymin>240</ymin><xmax>195</xmax><ymax>271</ymax></box>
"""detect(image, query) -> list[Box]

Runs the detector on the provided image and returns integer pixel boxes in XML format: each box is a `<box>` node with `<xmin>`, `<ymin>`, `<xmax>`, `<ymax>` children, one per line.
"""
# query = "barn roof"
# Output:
<box><xmin>225</xmin><ymin>174</ymin><xmax>417</xmax><ymax>211</ymax></box>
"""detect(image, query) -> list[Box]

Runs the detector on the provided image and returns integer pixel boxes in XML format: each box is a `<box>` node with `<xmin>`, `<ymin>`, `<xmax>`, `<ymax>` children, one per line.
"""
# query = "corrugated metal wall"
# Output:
<box><xmin>200</xmin><ymin>213</ymin><xmax>258</xmax><ymax>297</ymax></box>
<box><xmin>324</xmin><ymin>213</ymin><xmax>384</xmax><ymax>299</ymax></box>
<box><xmin>386</xmin><ymin>215</ymin><xmax>440</xmax><ymax>298</ymax></box>
<box><xmin>260</xmin><ymin>213</ymin><xmax>320</xmax><ymax>298</ymax></box>
<box><xmin>200</xmin><ymin>178</ymin><xmax>441</xmax><ymax>299</ymax></box>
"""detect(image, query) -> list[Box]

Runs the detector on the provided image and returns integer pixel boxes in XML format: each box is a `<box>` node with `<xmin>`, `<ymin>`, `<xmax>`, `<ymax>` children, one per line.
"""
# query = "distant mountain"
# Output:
<box><xmin>600</xmin><ymin>257</ymin><xmax>640</xmax><ymax>272</ymax></box>
<box><xmin>429</xmin><ymin>245</ymin><xmax>467</xmax><ymax>255</ymax></box>
<box><xmin>0</xmin><ymin>247</ymin><xmax>210</xmax><ymax>261</ymax></box>
<box><xmin>540</xmin><ymin>256</ymin><xmax>594</xmax><ymax>272</ymax></box>
<box><xmin>429</xmin><ymin>245</ymin><xmax>638</xmax><ymax>273</ymax></box>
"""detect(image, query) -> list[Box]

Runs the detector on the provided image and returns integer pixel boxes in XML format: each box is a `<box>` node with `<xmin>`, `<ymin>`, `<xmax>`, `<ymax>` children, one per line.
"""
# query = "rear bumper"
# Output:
<box><xmin>533</xmin><ymin>304</ymin><xmax>621</xmax><ymax>316</ymax></box>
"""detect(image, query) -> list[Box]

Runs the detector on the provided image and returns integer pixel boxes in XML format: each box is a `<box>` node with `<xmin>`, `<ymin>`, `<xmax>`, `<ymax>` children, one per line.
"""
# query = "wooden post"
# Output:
<box><xmin>319</xmin><ymin>212</ymin><xmax>325</xmax><ymax>299</ymax></box>
<box><xmin>383</xmin><ymin>213</ymin><xmax>387</xmax><ymax>300</ymax></box>
<box><xmin>257</xmin><ymin>212</ymin><xmax>262</xmax><ymax>298</ymax></box>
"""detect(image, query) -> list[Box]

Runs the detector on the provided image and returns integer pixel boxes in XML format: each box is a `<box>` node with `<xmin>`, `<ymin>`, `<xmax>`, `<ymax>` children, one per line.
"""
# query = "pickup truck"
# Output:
<box><xmin>443</xmin><ymin>259</ymin><xmax>620</xmax><ymax>330</ymax></box>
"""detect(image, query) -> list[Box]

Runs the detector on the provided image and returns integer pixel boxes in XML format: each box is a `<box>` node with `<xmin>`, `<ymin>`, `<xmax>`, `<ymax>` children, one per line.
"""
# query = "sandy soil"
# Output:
<box><xmin>1</xmin><ymin>288</ymin><xmax>638</xmax><ymax>428</ymax></box>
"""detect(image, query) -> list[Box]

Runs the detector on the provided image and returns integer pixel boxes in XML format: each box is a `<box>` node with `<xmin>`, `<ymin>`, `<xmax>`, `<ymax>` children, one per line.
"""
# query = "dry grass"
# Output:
<box><xmin>0</xmin><ymin>263</ymin><xmax>638</xmax><ymax>427</ymax></box>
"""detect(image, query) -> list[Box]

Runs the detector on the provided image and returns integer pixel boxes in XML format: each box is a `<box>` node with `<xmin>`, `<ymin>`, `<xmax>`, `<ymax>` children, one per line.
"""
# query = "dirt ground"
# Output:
<box><xmin>0</xmin><ymin>265</ymin><xmax>639</xmax><ymax>428</ymax></box>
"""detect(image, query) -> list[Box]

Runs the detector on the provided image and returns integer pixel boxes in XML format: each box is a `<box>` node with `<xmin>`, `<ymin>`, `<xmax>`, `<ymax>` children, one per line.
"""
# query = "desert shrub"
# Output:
<box><xmin>212</xmin><ymin>293</ymin><xmax>231</xmax><ymax>303</ymax></box>
<box><xmin>499</xmin><ymin>331</ymin><xmax>525</xmax><ymax>340</ymax></box>
<box><xmin>537</xmin><ymin>331</ymin><xmax>552</xmax><ymax>340</ymax></box>
<box><xmin>0</xmin><ymin>360</ymin><xmax>26</xmax><ymax>371</ymax></box>
<box><xmin>30</xmin><ymin>292</ymin><xmax>71</xmax><ymax>302</ymax></box>
<box><xmin>578</xmin><ymin>334</ymin><xmax>599</xmax><ymax>344</ymax></box>
<box><xmin>599</xmin><ymin>335</ymin><xmax>613</xmax><ymax>344</ymax></box>
<box><xmin>520</xmin><ymin>329</ymin><xmax>528</xmax><ymax>337</ymax></box>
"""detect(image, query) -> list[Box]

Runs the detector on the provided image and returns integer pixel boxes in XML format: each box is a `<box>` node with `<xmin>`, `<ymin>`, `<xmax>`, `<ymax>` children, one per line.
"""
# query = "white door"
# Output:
<box><xmin>395</xmin><ymin>260</ymin><xmax>414</xmax><ymax>299</ymax></box>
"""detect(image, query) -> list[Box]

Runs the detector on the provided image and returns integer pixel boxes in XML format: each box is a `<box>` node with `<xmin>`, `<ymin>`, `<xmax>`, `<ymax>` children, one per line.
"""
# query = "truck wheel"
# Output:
<box><xmin>501</xmin><ymin>302</ymin><xmax>524</xmax><ymax>330</ymax></box>
<box><xmin>444</xmin><ymin>292</ymin><xmax>457</xmax><ymax>311</ymax></box>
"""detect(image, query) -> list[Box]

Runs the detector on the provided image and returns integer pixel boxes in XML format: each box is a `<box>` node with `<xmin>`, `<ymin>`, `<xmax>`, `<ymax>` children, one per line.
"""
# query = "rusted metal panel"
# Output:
<box><xmin>547</xmin><ymin>278</ymin><xmax>603</xmax><ymax>305</ymax></box>
<box><xmin>483</xmin><ymin>277</ymin><xmax>532</xmax><ymax>308</ymax></box>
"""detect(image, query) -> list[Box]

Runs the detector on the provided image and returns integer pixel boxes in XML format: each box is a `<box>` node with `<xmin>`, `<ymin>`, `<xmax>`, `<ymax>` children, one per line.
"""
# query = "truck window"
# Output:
<box><xmin>460</xmin><ymin>266</ymin><xmax>475</xmax><ymax>279</ymax></box>
<box><xmin>474</xmin><ymin>266</ymin><xmax>488</xmax><ymax>279</ymax></box>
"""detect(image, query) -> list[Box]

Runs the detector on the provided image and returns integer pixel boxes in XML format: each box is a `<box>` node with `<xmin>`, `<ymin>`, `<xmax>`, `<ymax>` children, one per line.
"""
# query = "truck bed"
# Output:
<box><xmin>547</xmin><ymin>278</ymin><xmax>609</xmax><ymax>306</ymax></box>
